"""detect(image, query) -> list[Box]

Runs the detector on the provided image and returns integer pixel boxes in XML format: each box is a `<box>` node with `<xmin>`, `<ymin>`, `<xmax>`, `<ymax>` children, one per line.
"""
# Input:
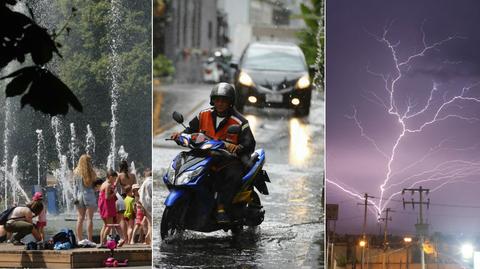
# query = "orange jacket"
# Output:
<box><xmin>184</xmin><ymin>107</ymin><xmax>256</xmax><ymax>156</ymax></box>
<box><xmin>198</xmin><ymin>108</ymin><xmax>241</xmax><ymax>144</ymax></box>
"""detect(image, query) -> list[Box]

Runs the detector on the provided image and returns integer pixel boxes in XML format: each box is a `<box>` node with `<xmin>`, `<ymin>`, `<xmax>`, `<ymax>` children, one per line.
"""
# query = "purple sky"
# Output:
<box><xmin>326</xmin><ymin>0</ymin><xmax>480</xmax><ymax>236</ymax></box>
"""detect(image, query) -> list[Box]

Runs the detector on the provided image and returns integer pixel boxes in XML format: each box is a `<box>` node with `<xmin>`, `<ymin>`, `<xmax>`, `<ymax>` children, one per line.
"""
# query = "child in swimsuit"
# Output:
<box><xmin>98</xmin><ymin>170</ymin><xmax>117</xmax><ymax>247</ymax></box>
<box><xmin>129</xmin><ymin>184</ymin><xmax>144</xmax><ymax>244</ymax></box>
<box><xmin>123</xmin><ymin>185</ymin><xmax>135</xmax><ymax>244</ymax></box>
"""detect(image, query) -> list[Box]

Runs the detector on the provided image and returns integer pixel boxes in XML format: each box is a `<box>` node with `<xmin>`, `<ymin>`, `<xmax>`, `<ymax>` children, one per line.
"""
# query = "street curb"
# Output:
<box><xmin>153</xmin><ymin>98</ymin><xmax>205</xmax><ymax>137</ymax></box>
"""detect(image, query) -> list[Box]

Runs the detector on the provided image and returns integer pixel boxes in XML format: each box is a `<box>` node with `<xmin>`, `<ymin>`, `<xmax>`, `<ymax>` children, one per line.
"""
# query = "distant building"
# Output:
<box><xmin>218</xmin><ymin>0</ymin><xmax>308</xmax><ymax>59</ymax></box>
<box><xmin>154</xmin><ymin>0</ymin><xmax>310</xmax><ymax>83</ymax></box>
<box><xmin>157</xmin><ymin>0</ymin><xmax>225</xmax><ymax>83</ymax></box>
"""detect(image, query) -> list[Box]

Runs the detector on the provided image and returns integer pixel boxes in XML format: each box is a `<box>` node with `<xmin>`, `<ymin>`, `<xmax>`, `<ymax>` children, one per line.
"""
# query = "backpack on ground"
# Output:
<box><xmin>0</xmin><ymin>207</ymin><xmax>16</xmax><ymax>225</ymax></box>
<box><xmin>52</xmin><ymin>228</ymin><xmax>77</xmax><ymax>248</ymax></box>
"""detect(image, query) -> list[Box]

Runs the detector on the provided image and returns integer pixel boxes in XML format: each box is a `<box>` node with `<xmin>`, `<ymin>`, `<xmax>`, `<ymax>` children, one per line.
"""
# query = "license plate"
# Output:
<box><xmin>265</xmin><ymin>93</ymin><xmax>283</xmax><ymax>103</ymax></box>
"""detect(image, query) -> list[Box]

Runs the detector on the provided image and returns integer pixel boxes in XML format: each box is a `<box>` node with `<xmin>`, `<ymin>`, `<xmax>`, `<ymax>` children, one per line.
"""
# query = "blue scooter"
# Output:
<box><xmin>160</xmin><ymin>111</ymin><xmax>270</xmax><ymax>239</ymax></box>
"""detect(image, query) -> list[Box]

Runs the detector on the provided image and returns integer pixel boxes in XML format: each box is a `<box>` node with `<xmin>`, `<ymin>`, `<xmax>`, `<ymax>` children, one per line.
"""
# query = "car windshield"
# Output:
<box><xmin>242</xmin><ymin>45</ymin><xmax>306</xmax><ymax>72</ymax></box>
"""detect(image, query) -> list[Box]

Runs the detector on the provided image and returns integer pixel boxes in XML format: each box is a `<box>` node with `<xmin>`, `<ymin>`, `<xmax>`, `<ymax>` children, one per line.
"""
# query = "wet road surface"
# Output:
<box><xmin>153</xmin><ymin>83</ymin><xmax>324</xmax><ymax>268</ymax></box>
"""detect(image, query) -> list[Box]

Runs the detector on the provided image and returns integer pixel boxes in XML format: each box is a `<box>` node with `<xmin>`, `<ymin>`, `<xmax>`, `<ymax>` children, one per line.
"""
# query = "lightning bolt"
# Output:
<box><xmin>328</xmin><ymin>21</ymin><xmax>480</xmax><ymax>221</ymax></box>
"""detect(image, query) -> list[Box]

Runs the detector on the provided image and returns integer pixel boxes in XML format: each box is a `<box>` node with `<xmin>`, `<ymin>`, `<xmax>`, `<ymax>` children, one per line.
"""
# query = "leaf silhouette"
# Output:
<box><xmin>0</xmin><ymin>7</ymin><xmax>33</xmax><ymax>68</ymax></box>
<box><xmin>20</xmin><ymin>69</ymin><xmax>82</xmax><ymax>116</ymax></box>
<box><xmin>1</xmin><ymin>0</ymin><xmax>18</xmax><ymax>6</ymax></box>
<box><xmin>0</xmin><ymin>66</ymin><xmax>37</xmax><ymax>97</ymax></box>
<box><xmin>23</xmin><ymin>24</ymin><xmax>62</xmax><ymax>65</ymax></box>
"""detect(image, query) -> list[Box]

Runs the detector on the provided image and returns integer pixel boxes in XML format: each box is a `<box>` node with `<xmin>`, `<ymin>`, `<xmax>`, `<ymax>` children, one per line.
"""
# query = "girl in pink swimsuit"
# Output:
<box><xmin>98</xmin><ymin>169</ymin><xmax>118</xmax><ymax>247</ymax></box>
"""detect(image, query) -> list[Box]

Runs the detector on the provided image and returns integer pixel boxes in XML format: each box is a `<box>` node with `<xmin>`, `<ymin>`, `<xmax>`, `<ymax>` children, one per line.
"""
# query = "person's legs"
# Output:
<box><xmin>126</xmin><ymin>218</ymin><xmax>134</xmax><ymax>244</ymax></box>
<box><xmin>99</xmin><ymin>221</ymin><xmax>105</xmax><ymax>245</ymax></box>
<box><xmin>7</xmin><ymin>221</ymin><xmax>34</xmax><ymax>242</ymax></box>
<box><xmin>215</xmin><ymin>160</ymin><xmax>244</xmax><ymax>222</ymax></box>
<box><xmin>86</xmin><ymin>207</ymin><xmax>95</xmax><ymax>242</ymax></box>
<box><xmin>30</xmin><ymin>226</ymin><xmax>41</xmax><ymax>241</ymax></box>
<box><xmin>116</xmin><ymin>212</ymin><xmax>126</xmax><ymax>246</ymax></box>
<box><xmin>144</xmin><ymin>214</ymin><xmax>151</xmax><ymax>245</ymax></box>
<box><xmin>100</xmin><ymin>217</ymin><xmax>113</xmax><ymax>245</ymax></box>
<box><xmin>76</xmin><ymin>207</ymin><xmax>86</xmax><ymax>242</ymax></box>
<box><xmin>130</xmin><ymin>223</ymin><xmax>140</xmax><ymax>244</ymax></box>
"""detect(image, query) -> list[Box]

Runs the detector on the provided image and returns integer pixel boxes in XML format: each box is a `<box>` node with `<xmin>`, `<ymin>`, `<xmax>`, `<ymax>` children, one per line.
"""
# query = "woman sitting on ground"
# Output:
<box><xmin>4</xmin><ymin>200</ymin><xmax>44</xmax><ymax>245</ymax></box>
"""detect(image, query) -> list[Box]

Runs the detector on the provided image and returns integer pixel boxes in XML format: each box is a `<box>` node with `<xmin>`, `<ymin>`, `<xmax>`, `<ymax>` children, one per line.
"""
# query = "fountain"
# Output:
<box><xmin>107</xmin><ymin>0</ymin><xmax>123</xmax><ymax>170</ymax></box>
<box><xmin>11</xmin><ymin>156</ymin><xmax>18</xmax><ymax>205</ymax></box>
<box><xmin>85</xmin><ymin>124</ymin><xmax>96</xmax><ymax>157</ymax></box>
<box><xmin>130</xmin><ymin>161</ymin><xmax>136</xmax><ymax>177</ymax></box>
<box><xmin>51</xmin><ymin>117</ymin><xmax>74</xmax><ymax>212</ymax></box>
<box><xmin>2</xmin><ymin>99</ymin><xmax>12</xmax><ymax>209</ymax></box>
<box><xmin>118</xmin><ymin>145</ymin><xmax>128</xmax><ymax>162</ymax></box>
<box><xmin>0</xmin><ymin>1</ymin><xmax>143</xmax><ymax>218</ymax></box>
<box><xmin>36</xmin><ymin>129</ymin><xmax>45</xmax><ymax>186</ymax></box>
<box><xmin>69</xmin><ymin>123</ymin><xmax>79</xmax><ymax>169</ymax></box>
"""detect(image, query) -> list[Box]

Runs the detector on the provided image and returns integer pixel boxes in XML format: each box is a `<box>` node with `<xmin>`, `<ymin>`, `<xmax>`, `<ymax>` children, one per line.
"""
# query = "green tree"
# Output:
<box><xmin>56</xmin><ymin>0</ymin><xmax>152</xmax><ymax>170</ymax></box>
<box><xmin>296</xmin><ymin>0</ymin><xmax>324</xmax><ymax>88</ymax></box>
<box><xmin>1</xmin><ymin>0</ymin><xmax>151</xmax><ymax>190</ymax></box>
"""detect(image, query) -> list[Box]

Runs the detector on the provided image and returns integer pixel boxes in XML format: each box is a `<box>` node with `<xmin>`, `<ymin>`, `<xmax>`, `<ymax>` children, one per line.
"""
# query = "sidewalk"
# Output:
<box><xmin>153</xmin><ymin>83</ymin><xmax>211</xmax><ymax>146</ymax></box>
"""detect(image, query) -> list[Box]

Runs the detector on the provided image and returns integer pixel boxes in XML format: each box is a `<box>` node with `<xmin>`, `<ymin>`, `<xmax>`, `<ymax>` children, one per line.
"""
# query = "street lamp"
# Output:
<box><xmin>462</xmin><ymin>243</ymin><xmax>474</xmax><ymax>260</ymax></box>
<box><xmin>404</xmin><ymin>236</ymin><xmax>413</xmax><ymax>269</ymax></box>
<box><xmin>359</xmin><ymin>239</ymin><xmax>367</xmax><ymax>247</ymax></box>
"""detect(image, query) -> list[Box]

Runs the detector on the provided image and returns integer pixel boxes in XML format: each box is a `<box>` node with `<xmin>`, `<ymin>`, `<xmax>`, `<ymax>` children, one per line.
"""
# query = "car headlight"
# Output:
<box><xmin>165</xmin><ymin>163</ymin><xmax>176</xmax><ymax>184</ymax></box>
<box><xmin>239</xmin><ymin>71</ymin><xmax>254</xmax><ymax>87</ymax></box>
<box><xmin>296</xmin><ymin>74</ymin><xmax>311</xmax><ymax>89</ymax></box>
<box><xmin>175</xmin><ymin>166</ymin><xmax>204</xmax><ymax>185</ymax></box>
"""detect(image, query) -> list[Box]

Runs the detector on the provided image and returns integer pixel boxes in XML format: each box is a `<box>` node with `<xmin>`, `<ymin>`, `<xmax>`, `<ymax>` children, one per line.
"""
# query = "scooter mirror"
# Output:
<box><xmin>230</xmin><ymin>62</ymin><xmax>238</xmax><ymax>69</ymax></box>
<box><xmin>172</xmin><ymin>111</ymin><xmax>184</xmax><ymax>124</ymax></box>
<box><xmin>227</xmin><ymin>124</ymin><xmax>241</xmax><ymax>134</ymax></box>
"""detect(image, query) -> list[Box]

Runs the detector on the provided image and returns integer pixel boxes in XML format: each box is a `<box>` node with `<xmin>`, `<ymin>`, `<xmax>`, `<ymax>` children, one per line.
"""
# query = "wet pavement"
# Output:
<box><xmin>153</xmin><ymin>83</ymin><xmax>324</xmax><ymax>268</ymax></box>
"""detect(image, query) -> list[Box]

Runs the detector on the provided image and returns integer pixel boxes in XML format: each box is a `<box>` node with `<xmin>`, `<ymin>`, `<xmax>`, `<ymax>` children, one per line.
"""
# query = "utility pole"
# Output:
<box><xmin>358</xmin><ymin>193</ymin><xmax>374</xmax><ymax>269</ymax></box>
<box><xmin>380</xmin><ymin>208</ymin><xmax>394</xmax><ymax>269</ymax></box>
<box><xmin>403</xmin><ymin>186</ymin><xmax>430</xmax><ymax>269</ymax></box>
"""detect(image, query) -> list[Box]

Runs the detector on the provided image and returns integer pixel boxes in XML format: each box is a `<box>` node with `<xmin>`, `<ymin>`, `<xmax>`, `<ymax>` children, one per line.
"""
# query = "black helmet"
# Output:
<box><xmin>210</xmin><ymin>82</ymin><xmax>235</xmax><ymax>105</ymax></box>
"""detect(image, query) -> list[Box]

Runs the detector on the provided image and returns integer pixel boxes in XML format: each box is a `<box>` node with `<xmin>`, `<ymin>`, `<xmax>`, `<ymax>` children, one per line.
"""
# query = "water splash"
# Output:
<box><xmin>36</xmin><ymin>129</ymin><xmax>45</xmax><ymax>186</ymax></box>
<box><xmin>5</xmin><ymin>155</ymin><xmax>30</xmax><ymax>206</ymax></box>
<box><xmin>118</xmin><ymin>145</ymin><xmax>128</xmax><ymax>162</ymax></box>
<box><xmin>107</xmin><ymin>0</ymin><xmax>123</xmax><ymax>169</ymax></box>
<box><xmin>130</xmin><ymin>161</ymin><xmax>136</xmax><ymax>177</ymax></box>
<box><xmin>85</xmin><ymin>124</ymin><xmax>96</xmax><ymax>157</ymax></box>
<box><xmin>69</xmin><ymin>123</ymin><xmax>79</xmax><ymax>169</ymax></box>
<box><xmin>51</xmin><ymin>117</ymin><xmax>74</xmax><ymax>213</ymax></box>
<box><xmin>3</xmin><ymin>99</ymin><xmax>12</xmax><ymax>209</ymax></box>
<box><xmin>11</xmin><ymin>156</ymin><xmax>18</xmax><ymax>205</ymax></box>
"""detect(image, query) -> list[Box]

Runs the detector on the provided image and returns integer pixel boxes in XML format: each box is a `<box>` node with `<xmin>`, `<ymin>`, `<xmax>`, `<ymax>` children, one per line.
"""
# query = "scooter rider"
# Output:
<box><xmin>171</xmin><ymin>82</ymin><xmax>256</xmax><ymax>223</ymax></box>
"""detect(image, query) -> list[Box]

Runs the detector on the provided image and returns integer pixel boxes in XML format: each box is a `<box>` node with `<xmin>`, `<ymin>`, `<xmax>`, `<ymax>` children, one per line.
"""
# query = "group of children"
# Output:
<box><xmin>97</xmin><ymin>169</ymin><xmax>150</xmax><ymax>248</ymax></box>
<box><xmin>0</xmin><ymin>172</ymin><xmax>150</xmax><ymax>249</ymax></box>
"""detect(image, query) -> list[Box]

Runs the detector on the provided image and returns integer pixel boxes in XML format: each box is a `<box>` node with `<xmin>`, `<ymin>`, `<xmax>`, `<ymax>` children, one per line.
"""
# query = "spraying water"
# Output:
<box><xmin>51</xmin><ymin>117</ymin><xmax>74</xmax><ymax>212</ymax></box>
<box><xmin>130</xmin><ymin>161</ymin><xmax>136</xmax><ymax>177</ymax></box>
<box><xmin>85</xmin><ymin>124</ymin><xmax>96</xmax><ymax>157</ymax></box>
<box><xmin>2</xmin><ymin>99</ymin><xmax>12</xmax><ymax>209</ymax></box>
<box><xmin>11</xmin><ymin>156</ymin><xmax>18</xmax><ymax>205</ymax></box>
<box><xmin>7</xmin><ymin>156</ymin><xmax>29</xmax><ymax>206</ymax></box>
<box><xmin>107</xmin><ymin>0</ymin><xmax>123</xmax><ymax>170</ymax></box>
<box><xmin>69</xmin><ymin>123</ymin><xmax>79</xmax><ymax>169</ymax></box>
<box><xmin>118</xmin><ymin>145</ymin><xmax>128</xmax><ymax>162</ymax></box>
<box><xmin>36</xmin><ymin>129</ymin><xmax>45</xmax><ymax>186</ymax></box>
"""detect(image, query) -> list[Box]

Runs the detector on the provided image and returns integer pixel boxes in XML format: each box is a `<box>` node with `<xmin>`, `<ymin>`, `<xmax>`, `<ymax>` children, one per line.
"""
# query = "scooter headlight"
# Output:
<box><xmin>175</xmin><ymin>166</ymin><xmax>204</xmax><ymax>185</ymax></box>
<box><xmin>201</xmin><ymin>143</ymin><xmax>213</xmax><ymax>150</ymax></box>
<box><xmin>165</xmin><ymin>163</ymin><xmax>176</xmax><ymax>184</ymax></box>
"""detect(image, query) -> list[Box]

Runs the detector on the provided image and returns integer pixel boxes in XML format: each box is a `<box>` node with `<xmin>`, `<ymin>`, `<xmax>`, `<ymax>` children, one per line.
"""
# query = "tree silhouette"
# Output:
<box><xmin>0</xmin><ymin>0</ymin><xmax>82</xmax><ymax>116</ymax></box>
